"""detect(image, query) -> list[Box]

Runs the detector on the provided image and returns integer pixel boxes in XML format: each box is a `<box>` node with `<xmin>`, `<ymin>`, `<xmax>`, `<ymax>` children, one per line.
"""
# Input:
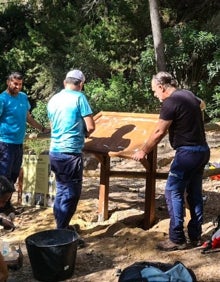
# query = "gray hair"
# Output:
<box><xmin>7</xmin><ymin>72</ymin><xmax>23</xmax><ymax>81</ymax></box>
<box><xmin>153</xmin><ymin>72</ymin><xmax>177</xmax><ymax>88</ymax></box>
<box><xmin>65</xmin><ymin>77</ymin><xmax>82</xmax><ymax>86</ymax></box>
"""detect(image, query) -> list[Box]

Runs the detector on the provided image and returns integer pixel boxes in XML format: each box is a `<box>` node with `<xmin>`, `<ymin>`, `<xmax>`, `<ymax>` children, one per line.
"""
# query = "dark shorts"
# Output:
<box><xmin>0</xmin><ymin>141</ymin><xmax>23</xmax><ymax>183</ymax></box>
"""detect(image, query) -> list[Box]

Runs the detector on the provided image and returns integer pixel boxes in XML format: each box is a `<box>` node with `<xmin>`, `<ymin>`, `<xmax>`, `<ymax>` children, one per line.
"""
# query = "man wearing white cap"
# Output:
<box><xmin>47</xmin><ymin>69</ymin><xmax>95</xmax><ymax>246</ymax></box>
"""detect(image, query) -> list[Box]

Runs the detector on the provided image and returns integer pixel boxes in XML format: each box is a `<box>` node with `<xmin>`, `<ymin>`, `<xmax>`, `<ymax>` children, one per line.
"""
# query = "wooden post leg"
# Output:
<box><xmin>98</xmin><ymin>155</ymin><xmax>110</xmax><ymax>222</ymax></box>
<box><xmin>142</xmin><ymin>149</ymin><xmax>157</xmax><ymax>230</ymax></box>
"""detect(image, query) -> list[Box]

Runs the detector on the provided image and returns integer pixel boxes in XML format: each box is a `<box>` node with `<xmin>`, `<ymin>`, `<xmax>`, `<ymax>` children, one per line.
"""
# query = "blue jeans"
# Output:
<box><xmin>49</xmin><ymin>152</ymin><xmax>83</xmax><ymax>229</ymax></box>
<box><xmin>0</xmin><ymin>141</ymin><xmax>23</xmax><ymax>183</ymax></box>
<box><xmin>165</xmin><ymin>145</ymin><xmax>210</xmax><ymax>243</ymax></box>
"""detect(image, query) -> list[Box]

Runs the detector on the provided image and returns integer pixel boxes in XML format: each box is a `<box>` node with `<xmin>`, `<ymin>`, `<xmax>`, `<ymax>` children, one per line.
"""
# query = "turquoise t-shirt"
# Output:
<box><xmin>0</xmin><ymin>90</ymin><xmax>30</xmax><ymax>144</ymax></box>
<box><xmin>47</xmin><ymin>89</ymin><xmax>93</xmax><ymax>153</ymax></box>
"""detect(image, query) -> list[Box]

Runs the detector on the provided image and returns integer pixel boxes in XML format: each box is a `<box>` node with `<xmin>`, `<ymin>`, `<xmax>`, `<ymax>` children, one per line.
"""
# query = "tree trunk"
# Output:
<box><xmin>148</xmin><ymin>0</ymin><xmax>166</xmax><ymax>72</ymax></box>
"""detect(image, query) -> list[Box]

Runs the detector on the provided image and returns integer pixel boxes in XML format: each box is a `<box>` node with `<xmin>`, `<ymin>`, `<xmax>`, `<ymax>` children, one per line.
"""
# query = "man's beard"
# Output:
<box><xmin>8</xmin><ymin>87</ymin><xmax>19</xmax><ymax>96</ymax></box>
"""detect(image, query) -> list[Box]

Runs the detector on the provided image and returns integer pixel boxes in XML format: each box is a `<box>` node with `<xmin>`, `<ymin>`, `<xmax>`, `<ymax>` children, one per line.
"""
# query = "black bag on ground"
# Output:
<box><xmin>118</xmin><ymin>261</ymin><xmax>197</xmax><ymax>282</ymax></box>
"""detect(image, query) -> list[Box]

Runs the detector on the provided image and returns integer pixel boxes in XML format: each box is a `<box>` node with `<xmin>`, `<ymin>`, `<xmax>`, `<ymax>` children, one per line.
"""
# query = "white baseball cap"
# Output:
<box><xmin>65</xmin><ymin>69</ymin><xmax>85</xmax><ymax>82</ymax></box>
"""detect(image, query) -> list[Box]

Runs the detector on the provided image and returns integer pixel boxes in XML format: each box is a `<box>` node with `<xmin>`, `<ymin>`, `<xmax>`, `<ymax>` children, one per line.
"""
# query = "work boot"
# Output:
<box><xmin>157</xmin><ymin>239</ymin><xmax>187</xmax><ymax>251</ymax></box>
<box><xmin>188</xmin><ymin>238</ymin><xmax>203</xmax><ymax>248</ymax></box>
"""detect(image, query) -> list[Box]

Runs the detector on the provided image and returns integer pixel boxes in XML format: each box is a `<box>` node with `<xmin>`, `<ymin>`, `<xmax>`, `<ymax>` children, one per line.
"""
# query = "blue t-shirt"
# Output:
<box><xmin>47</xmin><ymin>89</ymin><xmax>93</xmax><ymax>153</ymax></box>
<box><xmin>0</xmin><ymin>90</ymin><xmax>31</xmax><ymax>144</ymax></box>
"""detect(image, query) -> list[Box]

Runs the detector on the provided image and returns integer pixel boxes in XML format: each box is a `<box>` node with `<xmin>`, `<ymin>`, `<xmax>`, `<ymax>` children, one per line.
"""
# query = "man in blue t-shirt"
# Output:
<box><xmin>132</xmin><ymin>71</ymin><xmax>210</xmax><ymax>251</ymax></box>
<box><xmin>47</xmin><ymin>70</ymin><xmax>95</xmax><ymax>245</ymax></box>
<box><xmin>0</xmin><ymin>72</ymin><xmax>49</xmax><ymax>215</ymax></box>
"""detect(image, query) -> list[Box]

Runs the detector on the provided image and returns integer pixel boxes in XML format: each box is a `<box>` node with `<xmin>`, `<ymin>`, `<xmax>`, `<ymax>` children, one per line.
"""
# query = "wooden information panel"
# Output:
<box><xmin>84</xmin><ymin>111</ymin><xmax>159</xmax><ymax>158</ymax></box>
<box><xmin>84</xmin><ymin>111</ymin><xmax>159</xmax><ymax>229</ymax></box>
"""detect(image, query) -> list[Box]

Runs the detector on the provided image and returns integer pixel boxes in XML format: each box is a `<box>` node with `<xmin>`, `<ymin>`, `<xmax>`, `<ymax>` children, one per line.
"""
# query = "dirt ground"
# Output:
<box><xmin>3</xmin><ymin>124</ymin><xmax>220</xmax><ymax>282</ymax></box>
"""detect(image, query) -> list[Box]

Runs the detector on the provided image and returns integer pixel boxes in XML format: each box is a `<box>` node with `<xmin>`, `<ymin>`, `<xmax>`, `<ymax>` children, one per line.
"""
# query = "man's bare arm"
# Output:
<box><xmin>132</xmin><ymin>119</ymin><xmax>172</xmax><ymax>161</ymax></box>
<box><xmin>83</xmin><ymin>115</ymin><xmax>95</xmax><ymax>137</ymax></box>
<box><xmin>27</xmin><ymin>112</ymin><xmax>50</xmax><ymax>133</ymax></box>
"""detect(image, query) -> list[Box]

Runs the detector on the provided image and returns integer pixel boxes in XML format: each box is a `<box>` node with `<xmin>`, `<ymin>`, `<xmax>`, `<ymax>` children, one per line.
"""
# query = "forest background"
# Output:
<box><xmin>0</xmin><ymin>0</ymin><xmax>220</xmax><ymax>134</ymax></box>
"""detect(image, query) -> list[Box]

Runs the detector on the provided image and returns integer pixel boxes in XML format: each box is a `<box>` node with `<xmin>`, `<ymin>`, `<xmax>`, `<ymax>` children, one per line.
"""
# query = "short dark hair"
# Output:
<box><xmin>65</xmin><ymin>77</ymin><xmax>81</xmax><ymax>86</ymax></box>
<box><xmin>0</xmin><ymin>176</ymin><xmax>15</xmax><ymax>197</ymax></box>
<box><xmin>153</xmin><ymin>72</ymin><xmax>177</xmax><ymax>88</ymax></box>
<box><xmin>7</xmin><ymin>72</ymin><xmax>23</xmax><ymax>81</ymax></box>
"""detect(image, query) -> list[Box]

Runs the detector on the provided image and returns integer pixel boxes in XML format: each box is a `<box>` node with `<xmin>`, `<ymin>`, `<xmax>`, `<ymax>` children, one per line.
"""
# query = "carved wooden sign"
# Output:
<box><xmin>84</xmin><ymin>111</ymin><xmax>159</xmax><ymax>158</ymax></box>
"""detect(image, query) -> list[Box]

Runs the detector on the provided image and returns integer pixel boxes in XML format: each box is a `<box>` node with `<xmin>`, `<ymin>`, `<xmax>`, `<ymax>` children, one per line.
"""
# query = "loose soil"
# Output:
<box><xmin>3</xmin><ymin>124</ymin><xmax>220</xmax><ymax>282</ymax></box>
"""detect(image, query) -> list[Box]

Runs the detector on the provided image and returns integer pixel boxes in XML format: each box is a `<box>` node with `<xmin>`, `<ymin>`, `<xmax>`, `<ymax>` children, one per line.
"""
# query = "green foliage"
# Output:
<box><xmin>85</xmin><ymin>76</ymin><xmax>134</xmax><ymax>113</ymax></box>
<box><xmin>207</xmin><ymin>48</ymin><xmax>220</xmax><ymax>82</ymax></box>
<box><xmin>27</xmin><ymin>100</ymin><xmax>49</xmax><ymax>134</ymax></box>
<box><xmin>25</xmin><ymin>99</ymin><xmax>50</xmax><ymax>154</ymax></box>
<box><xmin>207</xmin><ymin>85</ymin><xmax>220</xmax><ymax>120</ymax></box>
<box><xmin>24</xmin><ymin>138</ymin><xmax>50</xmax><ymax>155</ymax></box>
<box><xmin>162</xmin><ymin>22</ymin><xmax>220</xmax><ymax>117</ymax></box>
<box><xmin>136</xmin><ymin>22</ymin><xmax>220</xmax><ymax>116</ymax></box>
<box><xmin>31</xmin><ymin>100</ymin><xmax>49</xmax><ymax>126</ymax></box>
<box><xmin>0</xmin><ymin>0</ymin><xmax>220</xmax><ymax>121</ymax></box>
<box><xmin>85</xmin><ymin>74</ymin><xmax>157</xmax><ymax>114</ymax></box>
<box><xmin>163</xmin><ymin>23</ymin><xmax>218</xmax><ymax>89</ymax></box>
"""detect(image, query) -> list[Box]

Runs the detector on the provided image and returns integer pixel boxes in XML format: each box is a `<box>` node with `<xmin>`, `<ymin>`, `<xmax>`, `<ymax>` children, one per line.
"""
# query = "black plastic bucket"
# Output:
<box><xmin>25</xmin><ymin>229</ymin><xmax>78</xmax><ymax>282</ymax></box>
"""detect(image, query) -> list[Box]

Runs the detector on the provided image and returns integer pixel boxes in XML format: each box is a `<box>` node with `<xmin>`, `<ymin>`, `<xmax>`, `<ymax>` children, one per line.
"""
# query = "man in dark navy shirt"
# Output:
<box><xmin>132</xmin><ymin>71</ymin><xmax>210</xmax><ymax>251</ymax></box>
